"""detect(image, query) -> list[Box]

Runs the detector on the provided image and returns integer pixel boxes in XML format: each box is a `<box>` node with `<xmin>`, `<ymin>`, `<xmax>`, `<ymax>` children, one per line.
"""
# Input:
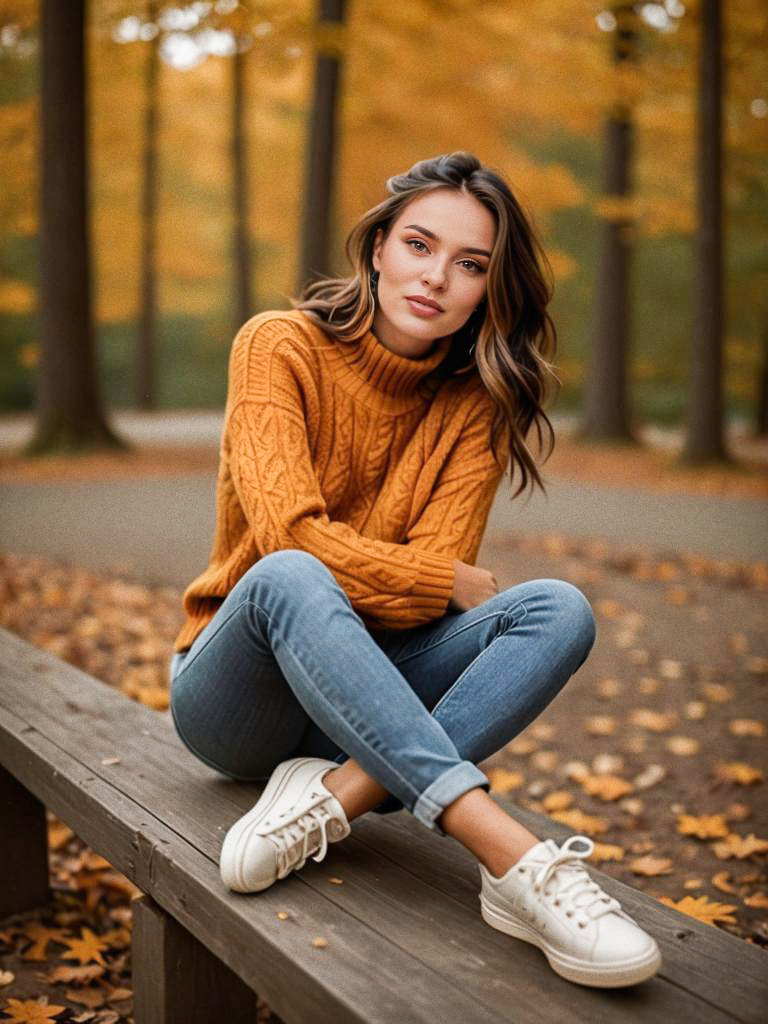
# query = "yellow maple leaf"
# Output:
<box><xmin>542</xmin><ymin>790</ymin><xmax>573</xmax><ymax>811</ymax></box>
<box><xmin>712</xmin><ymin>762</ymin><xmax>763</xmax><ymax>785</ymax></box>
<box><xmin>629</xmin><ymin>855</ymin><xmax>674</xmax><ymax>876</ymax></box>
<box><xmin>659</xmin><ymin>894</ymin><xmax>737</xmax><ymax>927</ymax></box>
<box><xmin>589</xmin><ymin>842</ymin><xmax>625</xmax><ymax>862</ymax></box>
<box><xmin>548</xmin><ymin>808</ymin><xmax>608</xmax><ymax>835</ymax></box>
<box><xmin>486</xmin><ymin>768</ymin><xmax>524</xmax><ymax>793</ymax></box>
<box><xmin>581</xmin><ymin>774</ymin><xmax>634</xmax><ymax>801</ymax></box>
<box><xmin>711</xmin><ymin>833</ymin><xmax>768</xmax><ymax>860</ymax></box>
<box><xmin>1</xmin><ymin>998</ymin><xmax>68</xmax><ymax>1023</ymax></box>
<box><xmin>59</xmin><ymin>927</ymin><xmax>109</xmax><ymax>967</ymax></box>
<box><xmin>728</xmin><ymin>719</ymin><xmax>765</xmax><ymax>737</ymax></box>
<box><xmin>676</xmin><ymin>813</ymin><xmax>730</xmax><ymax>839</ymax></box>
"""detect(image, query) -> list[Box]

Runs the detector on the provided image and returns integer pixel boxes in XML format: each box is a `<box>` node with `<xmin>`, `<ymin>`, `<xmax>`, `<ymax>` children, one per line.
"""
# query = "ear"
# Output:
<box><xmin>371</xmin><ymin>228</ymin><xmax>383</xmax><ymax>272</ymax></box>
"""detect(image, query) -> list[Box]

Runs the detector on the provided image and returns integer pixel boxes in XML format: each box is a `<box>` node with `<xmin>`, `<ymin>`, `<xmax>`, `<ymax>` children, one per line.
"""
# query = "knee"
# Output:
<box><xmin>540</xmin><ymin>579</ymin><xmax>597</xmax><ymax>654</ymax></box>
<box><xmin>241</xmin><ymin>549</ymin><xmax>334</xmax><ymax>596</ymax></box>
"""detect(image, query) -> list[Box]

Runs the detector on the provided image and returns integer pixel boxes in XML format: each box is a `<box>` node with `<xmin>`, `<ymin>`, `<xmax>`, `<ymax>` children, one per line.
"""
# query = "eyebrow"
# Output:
<box><xmin>403</xmin><ymin>224</ymin><xmax>491</xmax><ymax>259</ymax></box>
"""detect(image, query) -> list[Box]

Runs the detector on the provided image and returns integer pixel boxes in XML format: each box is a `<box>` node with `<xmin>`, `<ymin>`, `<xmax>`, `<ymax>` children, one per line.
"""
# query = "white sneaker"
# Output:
<box><xmin>219</xmin><ymin>756</ymin><xmax>351</xmax><ymax>893</ymax></box>
<box><xmin>478</xmin><ymin>835</ymin><xmax>662</xmax><ymax>987</ymax></box>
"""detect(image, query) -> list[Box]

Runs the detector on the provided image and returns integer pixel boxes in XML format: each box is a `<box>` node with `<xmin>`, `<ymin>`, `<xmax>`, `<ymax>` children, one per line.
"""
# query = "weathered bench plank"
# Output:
<box><xmin>1</xmin><ymin>627</ymin><xmax>766</xmax><ymax>1023</ymax></box>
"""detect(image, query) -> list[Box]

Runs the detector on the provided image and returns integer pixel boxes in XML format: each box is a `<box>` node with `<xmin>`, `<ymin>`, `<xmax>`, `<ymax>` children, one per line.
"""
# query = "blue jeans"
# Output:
<box><xmin>169</xmin><ymin>549</ymin><xmax>596</xmax><ymax>837</ymax></box>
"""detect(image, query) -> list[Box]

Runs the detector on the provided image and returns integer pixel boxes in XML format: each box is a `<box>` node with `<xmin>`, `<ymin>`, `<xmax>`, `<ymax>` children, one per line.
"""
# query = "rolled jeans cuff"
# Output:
<box><xmin>412</xmin><ymin>761</ymin><xmax>491</xmax><ymax>837</ymax></box>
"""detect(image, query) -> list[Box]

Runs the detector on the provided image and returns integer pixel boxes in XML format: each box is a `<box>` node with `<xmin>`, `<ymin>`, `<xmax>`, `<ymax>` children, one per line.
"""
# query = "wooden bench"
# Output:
<box><xmin>1</xmin><ymin>625</ymin><xmax>766</xmax><ymax>1024</ymax></box>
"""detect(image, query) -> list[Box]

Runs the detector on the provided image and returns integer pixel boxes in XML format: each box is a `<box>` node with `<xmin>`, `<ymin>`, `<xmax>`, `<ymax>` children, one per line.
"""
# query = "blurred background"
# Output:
<box><xmin>0</xmin><ymin>0</ymin><xmax>765</xmax><ymax>444</ymax></box>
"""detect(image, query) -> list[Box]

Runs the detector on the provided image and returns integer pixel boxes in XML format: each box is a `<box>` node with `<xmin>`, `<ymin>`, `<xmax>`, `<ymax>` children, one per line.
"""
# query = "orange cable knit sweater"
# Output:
<box><xmin>173</xmin><ymin>309</ymin><xmax>510</xmax><ymax>653</ymax></box>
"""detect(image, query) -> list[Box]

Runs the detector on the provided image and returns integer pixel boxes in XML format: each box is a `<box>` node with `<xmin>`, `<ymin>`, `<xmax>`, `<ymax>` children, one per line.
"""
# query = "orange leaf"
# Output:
<box><xmin>676</xmin><ymin>814</ymin><xmax>730</xmax><ymax>839</ymax></box>
<box><xmin>629</xmin><ymin>855</ymin><xmax>673</xmax><ymax>876</ymax></box>
<box><xmin>583</xmin><ymin>715</ymin><xmax>616</xmax><ymax>736</ymax></box>
<box><xmin>59</xmin><ymin>928</ymin><xmax>109</xmax><ymax>967</ymax></box>
<box><xmin>728</xmin><ymin>719</ymin><xmax>765</xmax><ymax>737</ymax></box>
<box><xmin>658</xmin><ymin>894</ymin><xmax>737</xmax><ymax>927</ymax></box>
<box><xmin>711</xmin><ymin>870</ymin><xmax>737</xmax><ymax>894</ymax></box>
<box><xmin>486</xmin><ymin>768</ymin><xmax>524</xmax><ymax>793</ymax></box>
<box><xmin>44</xmin><ymin>964</ymin><xmax>105</xmax><ymax>985</ymax></box>
<box><xmin>710</xmin><ymin>833</ymin><xmax>768</xmax><ymax>860</ymax></box>
<box><xmin>1</xmin><ymin>998</ymin><xmax>68</xmax><ymax>1023</ymax></box>
<box><xmin>743</xmin><ymin>892</ymin><xmax>768</xmax><ymax>908</ymax></box>
<box><xmin>548</xmin><ymin>808</ymin><xmax>608</xmax><ymax>835</ymax></box>
<box><xmin>712</xmin><ymin>762</ymin><xmax>763</xmax><ymax>785</ymax></box>
<box><xmin>589</xmin><ymin>842</ymin><xmax>625</xmax><ymax>862</ymax></box>
<box><xmin>542</xmin><ymin>790</ymin><xmax>573</xmax><ymax>811</ymax></box>
<box><xmin>581</xmin><ymin>774</ymin><xmax>634</xmax><ymax>801</ymax></box>
<box><xmin>627</xmin><ymin>708</ymin><xmax>675</xmax><ymax>732</ymax></box>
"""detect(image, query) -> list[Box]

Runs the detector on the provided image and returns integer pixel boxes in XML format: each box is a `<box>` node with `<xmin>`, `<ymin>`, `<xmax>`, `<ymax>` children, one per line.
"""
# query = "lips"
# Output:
<box><xmin>406</xmin><ymin>295</ymin><xmax>443</xmax><ymax>312</ymax></box>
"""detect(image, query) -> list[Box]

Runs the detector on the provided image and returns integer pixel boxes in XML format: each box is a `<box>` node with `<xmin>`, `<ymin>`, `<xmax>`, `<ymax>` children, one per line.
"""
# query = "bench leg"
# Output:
<box><xmin>132</xmin><ymin>893</ymin><xmax>260</xmax><ymax>1024</ymax></box>
<box><xmin>0</xmin><ymin>764</ymin><xmax>50</xmax><ymax>917</ymax></box>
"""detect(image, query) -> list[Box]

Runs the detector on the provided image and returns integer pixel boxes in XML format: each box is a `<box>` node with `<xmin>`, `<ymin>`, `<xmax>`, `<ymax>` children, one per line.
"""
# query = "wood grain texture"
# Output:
<box><xmin>132</xmin><ymin>894</ymin><xmax>260</xmax><ymax>1024</ymax></box>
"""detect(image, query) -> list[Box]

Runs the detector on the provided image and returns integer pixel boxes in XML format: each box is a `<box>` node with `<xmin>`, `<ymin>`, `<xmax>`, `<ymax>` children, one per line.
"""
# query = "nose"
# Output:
<box><xmin>422</xmin><ymin>258</ymin><xmax>448</xmax><ymax>290</ymax></box>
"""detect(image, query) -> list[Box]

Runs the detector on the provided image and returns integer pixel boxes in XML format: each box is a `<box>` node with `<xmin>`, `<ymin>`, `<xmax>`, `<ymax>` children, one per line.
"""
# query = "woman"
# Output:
<box><xmin>169</xmin><ymin>151</ymin><xmax>661</xmax><ymax>988</ymax></box>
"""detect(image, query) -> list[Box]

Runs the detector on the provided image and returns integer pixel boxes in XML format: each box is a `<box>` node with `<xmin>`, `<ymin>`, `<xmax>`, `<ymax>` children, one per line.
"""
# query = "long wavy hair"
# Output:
<box><xmin>288</xmin><ymin>151</ymin><xmax>560</xmax><ymax>500</ymax></box>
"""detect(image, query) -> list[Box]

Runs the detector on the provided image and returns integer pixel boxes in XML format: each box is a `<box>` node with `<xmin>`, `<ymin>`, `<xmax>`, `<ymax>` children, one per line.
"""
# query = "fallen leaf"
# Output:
<box><xmin>542</xmin><ymin>790</ymin><xmax>573</xmax><ymax>811</ymax></box>
<box><xmin>628</xmin><ymin>708</ymin><xmax>675</xmax><ymax>732</ymax></box>
<box><xmin>745</xmin><ymin>656</ymin><xmax>768</xmax><ymax>675</ymax></box>
<box><xmin>44</xmin><ymin>964</ymin><xmax>105</xmax><ymax>985</ymax></box>
<box><xmin>311</xmin><ymin>937</ymin><xmax>328</xmax><ymax>948</ymax></box>
<box><xmin>548</xmin><ymin>808</ymin><xmax>608</xmax><ymax>835</ymax></box>
<box><xmin>629</xmin><ymin>855</ymin><xmax>674</xmax><ymax>876</ymax></box>
<box><xmin>743</xmin><ymin>892</ymin><xmax>768</xmax><ymax>908</ymax></box>
<box><xmin>64</xmin><ymin>988</ymin><xmax>106</xmax><ymax>1009</ymax></box>
<box><xmin>659</xmin><ymin>659</ymin><xmax>683</xmax><ymax>679</ymax></box>
<box><xmin>563</xmin><ymin>760</ymin><xmax>590</xmax><ymax>782</ymax></box>
<box><xmin>712</xmin><ymin>762</ymin><xmax>764</xmax><ymax>785</ymax></box>
<box><xmin>711</xmin><ymin>833</ymin><xmax>768</xmax><ymax>860</ymax></box>
<box><xmin>20</xmin><ymin>923</ymin><xmax>71</xmax><ymax>962</ymax></box>
<box><xmin>684</xmin><ymin>701</ymin><xmax>707</xmax><ymax>720</ymax></box>
<box><xmin>583</xmin><ymin>715</ymin><xmax>616</xmax><ymax>736</ymax></box>
<box><xmin>591</xmin><ymin>753</ymin><xmax>624</xmax><ymax>775</ymax></box>
<box><xmin>107</xmin><ymin>987</ymin><xmax>132</xmax><ymax>1002</ymax></box>
<box><xmin>589</xmin><ymin>842</ymin><xmax>625</xmax><ymax>862</ymax></box>
<box><xmin>711</xmin><ymin>870</ymin><xmax>737</xmax><ymax>894</ymax></box>
<box><xmin>60</xmin><ymin>928</ymin><xmax>109</xmax><ymax>967</ymax></box>
<box><xmin>505</xmin><ymin>736</ymin><xmax>538</xmax><ymax>756</ymax></box>
<box><xmin>581</xmin><ymin>774</ymin><xmax>634</xmax><ymax>801</ymax></box>
<box><xmin>658</xmin><ymin>894</ymin><xmax>737</xmax><ymax>927</ymax></box>
<box><xmin>0</xmin><ymin>970</ymin><xmax>15</xmax><ymax>986</ymax></box>
<box><xmin>637</xmin><ymin>676</ymin><xmax>659</xmax><ymax>694</ymax></box>
<box><xmin>676</xmin><ymin>814</ymin><xmax>730</xmax><ymax>839</ymax></box>
<box><xmin>665</xmin><ymin>735</ymin><xmax>700</xmax><ymax>756</ymax></box>
<box><xmin>595</xmin><ymin>678</ymin><xmax>622</xmax><ymax>698</ymax></box>
<box><xmin>633</xmin><ymin>764</ymin><xmax>666</xmax><ymax>790</ymax></box>
<box><xmin>1</xmin><ymin>998</ymin><xmax>68</xmax><ymax>1023</ymax></box>
<box><xmin>728</xmin><ymin>719</ymin><xmax>765</xmax><ymax>737</ymax></box>
<box><xmin>99</xmin><ymin>757</ymin><xmax>121</xmax><ymax>767</ymax></box>
<box><xmin>530</xmin><ymin>750</ymin><xmax>559</xmax><ymax>772</ymax></box>
<box><xmin>701</xmin><ymin>683</ymin><xmax>734</xmax><ymax>703</ymax></box>
<box><xmin>529</xmin><ymin>722</ymin><xmax>557</xmax><ymax>740</ymax></box>
<box><xmin>683</xmin><ymin>878</ymin><xmax>704</xmax><ymax>889</ymax></box>
<box><xmin>487</xmin><ymin>768</ymin><xmax>524</xmax><ymax>793</ymax></box>
<box><xmin>326</xmin><ymin>877</ymin><xmax>344</xmax><ymax>885</ymax></box>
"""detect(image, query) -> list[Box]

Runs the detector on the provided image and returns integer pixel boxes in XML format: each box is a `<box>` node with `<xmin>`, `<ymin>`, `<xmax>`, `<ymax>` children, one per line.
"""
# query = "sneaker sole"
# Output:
<box><xmin>220</xmin><ymin>756</ymin><xmax>336</xmax><ymax>893</ymax></box>
<box><xmin>480</xmin><ymin>897</ymin><xmax>662</xmax><ymax>988</ymax></box>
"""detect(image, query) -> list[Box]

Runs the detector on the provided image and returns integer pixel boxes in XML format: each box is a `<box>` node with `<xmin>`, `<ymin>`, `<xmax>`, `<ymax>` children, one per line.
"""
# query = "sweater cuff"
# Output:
<box><xmin>413</xmin><ymin>549</ymin><xmax>456</xmax><ymax>614</ymax></box>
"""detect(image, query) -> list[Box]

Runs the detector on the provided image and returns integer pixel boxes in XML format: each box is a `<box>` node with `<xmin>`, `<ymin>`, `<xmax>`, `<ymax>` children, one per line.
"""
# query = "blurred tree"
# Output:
<box><xmin>579</xmin><ymin>3</ymin><xmax>639</xmax><ymax>444</ymax></box>
<box><xmin>232</xmin><ymin>28</ymin><xmax>253</xmax><ymax>329</ymax></box>
<box><xmin>298</xmin><ymin>0</ymin><xmax>346</xmax><ymax>291</ymax></box>
<box><xmin>137</xmin><ymin>0</ymin><xmax>159</xmax><ymax>409</ymax></box>
<box><xmin>27</xmin><ymin>0</ymin><xmax>126</xmax><ymax>454</ymax></box>
<box><xmin>681</xmin><ymin>0</ymin><xmax>729</xmax><ymax>463</ymax></box>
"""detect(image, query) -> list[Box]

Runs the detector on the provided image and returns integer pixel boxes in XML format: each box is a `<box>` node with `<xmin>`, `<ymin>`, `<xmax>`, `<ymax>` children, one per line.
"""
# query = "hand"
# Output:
<box><xmin>448</xmin><ymin>558</ymin><xmax>498</xmax><ymax>613</ymax></box>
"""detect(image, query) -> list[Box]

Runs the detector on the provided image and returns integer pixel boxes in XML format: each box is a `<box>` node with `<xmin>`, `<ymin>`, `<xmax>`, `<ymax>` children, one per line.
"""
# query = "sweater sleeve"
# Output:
<box><xmin>404</xmin><ymin>390</ymin><xmax>509</xmax><ymax>566</ymax></box>
<box><xmin>224</xmin><ymin>332</ymin><xmax>456</xmax><ymax>630</ymax></box>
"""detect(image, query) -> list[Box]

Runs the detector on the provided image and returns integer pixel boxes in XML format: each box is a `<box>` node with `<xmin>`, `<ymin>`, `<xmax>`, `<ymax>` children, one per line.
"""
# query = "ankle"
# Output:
<box><xmin>480</xmin><ymin>837</ymin><xmax>540</xmax><ymax>880</ymax></box>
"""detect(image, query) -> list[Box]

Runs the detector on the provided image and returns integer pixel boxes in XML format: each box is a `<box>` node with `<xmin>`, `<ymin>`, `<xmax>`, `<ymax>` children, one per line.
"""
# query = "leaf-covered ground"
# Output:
<box><xmin>0</xmin><ymin>528</ymin><xmax>766</xmax><ymax>1020</ymax></box>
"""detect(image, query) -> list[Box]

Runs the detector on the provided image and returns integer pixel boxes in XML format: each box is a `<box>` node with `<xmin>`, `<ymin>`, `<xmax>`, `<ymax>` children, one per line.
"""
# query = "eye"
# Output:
<box><xmin>406</xmin><ymin>238</ymin><xmax>429</xmax><ymax>253</ymax></box>
<box><xmin>460</xmin><ymin>259</ymin><xmax>484</xmax><ymax>273</ymax></box>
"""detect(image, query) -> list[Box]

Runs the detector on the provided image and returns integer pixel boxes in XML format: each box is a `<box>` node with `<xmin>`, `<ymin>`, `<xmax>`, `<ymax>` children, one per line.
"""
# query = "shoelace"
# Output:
<box><xmin>532</xmin><ymin>835</ymin><xmax>621</xmax><ymax>923</ymax></box>
<box><xmin>269</xmin><ymin>795</ymin><xmax>343</xmax><ymax>879</ymax></box>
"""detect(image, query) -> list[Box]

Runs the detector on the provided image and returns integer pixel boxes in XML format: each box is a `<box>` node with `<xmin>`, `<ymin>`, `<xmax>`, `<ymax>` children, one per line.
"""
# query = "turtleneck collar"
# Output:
<box><xmin>332</xmin><ymin>325</ymin><xmax>453</xmax><ymax>401</ymax></box>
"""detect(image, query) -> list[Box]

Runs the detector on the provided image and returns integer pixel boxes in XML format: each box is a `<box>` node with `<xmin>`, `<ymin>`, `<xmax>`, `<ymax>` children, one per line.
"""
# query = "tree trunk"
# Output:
<box><xmin>755</xmin><ymin>317</ymin><xmax>768</xmax><ymax>437</ymax></box>
<box><xmin>232</xmin><ymin>37</ymin><xmax>253</xmax><ymax>330</ymax></box>
<box><xmin>579</xmin><ymin>3</ymin><xmax>638</xmax><ymax>444</ymax></box>
<box><xmin>137</xmin><ymin>0</ymin><xmax>159</xmax><ymax>409</ymax></box>
<box><xmin>681</xmin><ymin>0</ymin><xmax>729</xmax><ymax>463</ymax></box>
<box><xmin>297</xmin><ymin>0</ymin><xmax>346</xmax><ymax>293</ymax></box>
<box><xmin>27</xmin><ymin>0</ymin><xmax>126</xmax><ymax>455</ymax></box>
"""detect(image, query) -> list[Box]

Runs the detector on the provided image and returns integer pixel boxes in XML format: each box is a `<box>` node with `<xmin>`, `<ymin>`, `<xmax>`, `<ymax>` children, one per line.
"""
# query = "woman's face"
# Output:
<box><xmin>371</xmin><ymin>188</ymin><xmax>496</xmax><ymax>359</ymax></box>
